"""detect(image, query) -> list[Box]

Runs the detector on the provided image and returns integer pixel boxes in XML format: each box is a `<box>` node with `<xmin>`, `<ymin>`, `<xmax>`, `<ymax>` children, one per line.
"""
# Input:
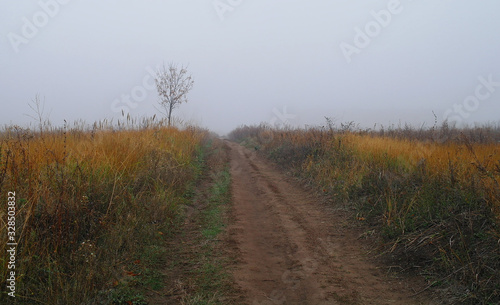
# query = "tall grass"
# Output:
<box><xmin>229</xmin><ymin>122</ymin><xmax>500</xmax><ymax>304</ymax></box>
<box><xmin>0</xmin><ymin>118</ymin><xmax>208</xmax><ymax>304</ymax></box>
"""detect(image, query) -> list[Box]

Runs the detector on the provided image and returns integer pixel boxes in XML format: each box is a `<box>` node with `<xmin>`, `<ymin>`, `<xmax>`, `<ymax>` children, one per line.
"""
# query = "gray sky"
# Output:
<box><xmin>1</xmin><ymin>0</ymin><xmax>499</xmax><ymax>134</ymax></box>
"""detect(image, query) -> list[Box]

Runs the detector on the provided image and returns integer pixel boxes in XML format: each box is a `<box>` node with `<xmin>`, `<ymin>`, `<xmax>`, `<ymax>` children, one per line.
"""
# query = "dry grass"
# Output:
<box><xmin>315</xmin><ymin>133</ymin><xmax>500</xmax><ymax>211</ymax></box>
<box><xmin>0</xmin><ymin>119</ymin><xmax>208</xmax><ymax>304</ymax></box>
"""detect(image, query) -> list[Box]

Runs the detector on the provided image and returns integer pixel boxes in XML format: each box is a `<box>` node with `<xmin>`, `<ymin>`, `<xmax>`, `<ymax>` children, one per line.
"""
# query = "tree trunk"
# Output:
<box><xmin>168</xmin><ymin>103</ymin><xmax>174</xmax><ymax>126</ymax></box>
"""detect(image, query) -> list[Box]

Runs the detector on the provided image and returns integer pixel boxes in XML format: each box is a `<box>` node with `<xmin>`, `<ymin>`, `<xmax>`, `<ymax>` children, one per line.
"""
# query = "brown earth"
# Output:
<box><xmin>225</xmin><ymin>141</ymin><xmax>435</xmax><ymax>305</ymax></box>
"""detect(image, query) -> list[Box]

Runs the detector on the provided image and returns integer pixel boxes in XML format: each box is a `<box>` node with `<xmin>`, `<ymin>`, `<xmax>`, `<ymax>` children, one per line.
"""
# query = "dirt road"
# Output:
<box><xmin>226</xmin><ymin>141</ymin><xmax>429</xmax><ymax>305</ymax></box>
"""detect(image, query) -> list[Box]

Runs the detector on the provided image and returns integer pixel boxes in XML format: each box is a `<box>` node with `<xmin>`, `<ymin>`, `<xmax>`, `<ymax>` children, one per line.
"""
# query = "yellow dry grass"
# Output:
<box><xmin>345</xmin><ymin>134</ymin><xmax>499</xmax><ymax>174</ymax></box>
<box><xmin>0</xmin><ymin>124</ymin><xmax>206</xmax><ymax>303</ymax></box>
<box><xmin>343</xmin><ymin>134</ymin><xmax>500</xmax><ymax>207</ymax></box>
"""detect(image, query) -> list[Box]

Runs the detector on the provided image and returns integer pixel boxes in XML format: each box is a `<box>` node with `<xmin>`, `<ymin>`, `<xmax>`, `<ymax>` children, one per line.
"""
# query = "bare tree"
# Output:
<box><xmin>26</xmin><ymin>94</ymin><xmax>50</xmax><ymax>135</ymax></box>
<box><xmin>155</xmin><ymin>63</ymin><xmax>194</xmax><ymax>126</ymax></box>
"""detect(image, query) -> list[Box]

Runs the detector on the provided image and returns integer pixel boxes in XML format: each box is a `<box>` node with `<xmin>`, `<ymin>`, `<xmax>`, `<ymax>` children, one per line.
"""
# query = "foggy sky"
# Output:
<box><xmin>1</xmin><ymin>0</ymin><xmax>499</xmax><ymax>135</ymax></box>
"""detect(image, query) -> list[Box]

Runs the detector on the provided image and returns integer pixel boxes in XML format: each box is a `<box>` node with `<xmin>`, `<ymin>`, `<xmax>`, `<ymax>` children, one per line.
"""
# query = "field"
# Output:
<box><xmin>0</xmin><ymin>119</ymin><xmax>208</xmax><ymax>304</ymax></box>
<box><xmin>1</xmin><ymin>118</ymin><xmax>500</xmax><ymax>304</ymax></box>
<box><xmin>229</xmin><ymin>122</ymin><xmax>500</xmax><ymax>303</ymax></box>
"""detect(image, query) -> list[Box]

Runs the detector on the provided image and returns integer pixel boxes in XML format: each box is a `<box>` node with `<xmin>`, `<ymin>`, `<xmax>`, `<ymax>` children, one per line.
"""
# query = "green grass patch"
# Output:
<box><xmin>186</xmin><ymin>166</ymin><xmax>232</xmax><ymax>304</ymax></box>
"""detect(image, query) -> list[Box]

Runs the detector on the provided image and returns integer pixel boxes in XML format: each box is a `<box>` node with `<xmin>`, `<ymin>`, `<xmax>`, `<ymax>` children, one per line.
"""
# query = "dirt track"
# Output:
<box><xmin>226</xmin><ymin>141</ymin><xmax>430</xmax><ymax>305</ymax></box>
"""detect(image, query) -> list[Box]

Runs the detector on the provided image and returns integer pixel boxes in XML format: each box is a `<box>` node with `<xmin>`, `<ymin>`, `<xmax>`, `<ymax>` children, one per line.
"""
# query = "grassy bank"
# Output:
<box><xmin>184</xmin><ymin>166</ymin><xmax>233</xmax><ymax>304</ymax></box>
<box><xmin>152</xmin><ymin>139</ymin><xmax>238</xmax><ymax>304</ymax></box>
<box><xmin>0</xmin><ymin>121</ymin><xmax>208</xmax><ymax>304</ymax></box>
<box><xmin>229</xmin><ymin>124</ymin><xmax>500</xmax><ymax>304</ymax></box>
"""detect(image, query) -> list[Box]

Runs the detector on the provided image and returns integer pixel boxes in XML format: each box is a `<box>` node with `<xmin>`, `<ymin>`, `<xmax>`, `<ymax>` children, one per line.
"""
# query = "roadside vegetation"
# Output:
<box><xmin>228</xmin><ymin>120</ymin><xmax>500</xmax><ymax>304</ymax></box>
<box><xmin>0</xmin><ymin>117</ymin><xmax>209</xmax><ymax>304</ymax></box>
<box><xmin>153</xmin><ymin>140</ymin><xmax>239</xmax><ymax>304</ymax></box>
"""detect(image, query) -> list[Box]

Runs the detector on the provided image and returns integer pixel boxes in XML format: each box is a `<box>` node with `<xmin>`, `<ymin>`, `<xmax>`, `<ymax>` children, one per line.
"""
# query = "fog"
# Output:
<box><xmin>1</xmin><ymin>0</ymin><xmax>499</xmax><ymax>135</ymax></box>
